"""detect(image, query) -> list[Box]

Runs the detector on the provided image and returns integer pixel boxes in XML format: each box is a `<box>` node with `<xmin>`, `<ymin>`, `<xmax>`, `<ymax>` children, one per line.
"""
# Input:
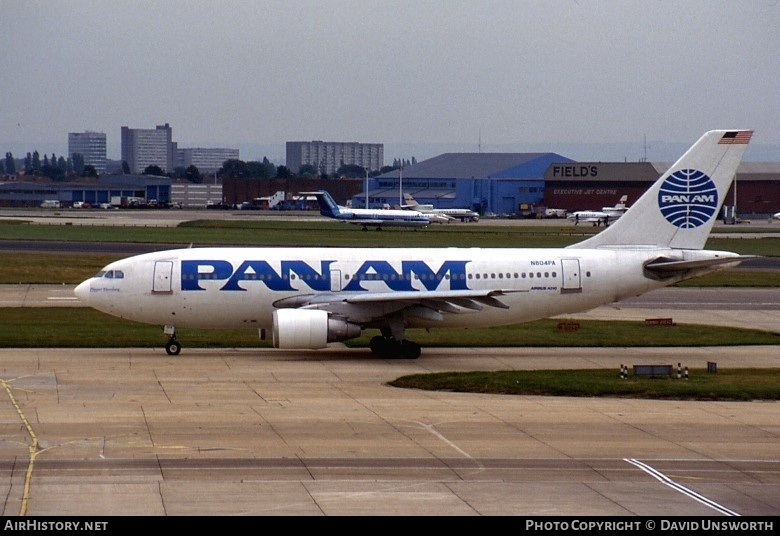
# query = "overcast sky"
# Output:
<box><xmin>2</xmin><ymin>0</ymin><xmax>778</xmax><ymax>162</ymax></box>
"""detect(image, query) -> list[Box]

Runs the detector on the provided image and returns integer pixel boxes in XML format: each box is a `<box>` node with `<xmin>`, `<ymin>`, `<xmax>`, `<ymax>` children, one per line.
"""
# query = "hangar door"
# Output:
<box><xmin>559</xmin><ymin>258</ymin><xmax>582</xmax><ymax>294</ymax></box>
<box><xmin>153</xmin><ymin>261</ymin><xmax>173</xmax><ymax>293</ymax></box>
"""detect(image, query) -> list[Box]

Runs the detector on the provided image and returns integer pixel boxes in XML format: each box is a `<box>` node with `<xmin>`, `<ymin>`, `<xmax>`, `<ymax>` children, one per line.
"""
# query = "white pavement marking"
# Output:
<box><xmin>625</xmin><ymin>458</ymin><xmax>740</xmax><ymax>516</ymax></box>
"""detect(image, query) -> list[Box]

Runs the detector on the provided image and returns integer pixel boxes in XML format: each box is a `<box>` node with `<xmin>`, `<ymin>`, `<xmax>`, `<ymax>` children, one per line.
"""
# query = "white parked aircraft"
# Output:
<box><xmin>302</xmin><ymin>190</ymin><xmax>430</xmax><ymax>230</ymax></box>
<box><xmin>567</xmin><ymin>195</ymin><xmax>629</xmax><ymax>226</ymax></box>
<box><xmin>75</xmin><ymin>130</ymin><xmax>754</xmax><ymax>359</ymax></box>
<box><xmin>401</xmin><ymin>193</ymin><xmax>480</xmax><ymax>222</ymax></box>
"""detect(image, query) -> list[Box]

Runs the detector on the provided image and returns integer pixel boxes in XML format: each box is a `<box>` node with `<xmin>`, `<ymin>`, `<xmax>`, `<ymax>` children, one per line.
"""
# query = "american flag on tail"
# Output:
<box><xmin>718</xmin><ymin>131</ymin><xmax>753</xmax><ymax>144</ymax></box>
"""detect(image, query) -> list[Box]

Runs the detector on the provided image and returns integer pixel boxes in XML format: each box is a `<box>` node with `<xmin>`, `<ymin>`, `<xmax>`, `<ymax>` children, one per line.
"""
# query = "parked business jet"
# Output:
<box><xmin>74</xmin><ymin>130</ymin><xmax>754</xmax><ymax>359</ymax></box>
<box><xmin>401</xmin><ymin>193</ymin><xmax>480</xmax><ymax>222</ymax></box>
<box><xmin>567</xmin><ymin>195</ymin><xmax>629</xmax><ymax>226</ymax></box>
<box><xmin>302</xmin><ymin>190</ymin><xmax>430</xmax><ymax>230</ymax></box>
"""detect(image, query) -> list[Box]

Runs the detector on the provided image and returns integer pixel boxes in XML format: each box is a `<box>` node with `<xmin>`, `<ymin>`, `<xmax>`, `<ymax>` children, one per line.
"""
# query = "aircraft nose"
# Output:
<box><xmin>74</xmin><ymin>280</ymin><xmax>91</xmax><ymax>304</ymax></box>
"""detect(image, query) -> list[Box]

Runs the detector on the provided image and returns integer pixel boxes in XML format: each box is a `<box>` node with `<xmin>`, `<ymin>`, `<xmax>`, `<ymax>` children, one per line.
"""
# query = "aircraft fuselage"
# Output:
<box><xmin>75</xmin><ymin>245</ymin><xmax>711</xmax><ymax>331</ymax></box>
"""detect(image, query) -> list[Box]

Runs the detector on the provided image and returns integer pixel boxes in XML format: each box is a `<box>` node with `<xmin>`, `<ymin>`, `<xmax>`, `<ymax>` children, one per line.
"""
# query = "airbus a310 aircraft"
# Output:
<box><xmin>75</xmin><ymin>130</ymin><xmax>753</xmax><ymax>358</ymax></box>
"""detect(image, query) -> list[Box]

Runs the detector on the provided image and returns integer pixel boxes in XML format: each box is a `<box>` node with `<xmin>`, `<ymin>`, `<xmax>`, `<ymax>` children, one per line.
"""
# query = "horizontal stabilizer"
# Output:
<box><xmin>644</xmin><ymin>255</ymin><xmax>757</xmax><ymax>274</ymax></box>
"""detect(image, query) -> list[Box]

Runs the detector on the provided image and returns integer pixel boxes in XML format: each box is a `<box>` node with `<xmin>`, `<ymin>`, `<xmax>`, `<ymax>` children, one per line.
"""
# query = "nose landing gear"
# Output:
<box><xmin>163</xmin><ymin>325</ymin><xmax>181</xmax><ymax>355</ymax></box>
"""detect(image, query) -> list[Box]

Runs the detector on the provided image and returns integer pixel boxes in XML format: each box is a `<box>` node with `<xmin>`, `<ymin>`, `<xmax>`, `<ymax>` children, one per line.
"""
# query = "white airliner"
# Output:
<box><xmin>74</xmin><ymin>130</ymin><xmax>754</xmax><ymax>359</ymax></box>
<box><xmin>401</xmin><ymin>193</ymin><xmax>480</xmax><ymax>222</ymax></box>
<box><xmin>567</xmin><ymin>195</ymin><xmax>629</xmax><ymax>226</ymax></box>
<box><xmin>302</xmin><ymin>190</ymin><xmax>430</xmax><ymax>230</ymax></box>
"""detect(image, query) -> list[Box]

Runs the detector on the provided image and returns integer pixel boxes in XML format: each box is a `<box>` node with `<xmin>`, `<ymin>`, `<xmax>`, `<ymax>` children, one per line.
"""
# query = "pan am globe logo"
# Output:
<box><xmin>658</xmin><ymin>169</ymin><xmax>719</xmax><ymax>228</ymax></box>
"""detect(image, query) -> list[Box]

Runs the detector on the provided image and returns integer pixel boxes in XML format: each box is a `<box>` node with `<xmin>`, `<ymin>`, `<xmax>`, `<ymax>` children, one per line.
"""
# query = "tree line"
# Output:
<box><xmin>2</xmin><ymin>150</ymin><xmax>418</xmax><ymax>183</ymax></box>
<box><xmin>2</xmin><ymin>150</ymin><xmax>97</xmax><ymax>180</ymax></box>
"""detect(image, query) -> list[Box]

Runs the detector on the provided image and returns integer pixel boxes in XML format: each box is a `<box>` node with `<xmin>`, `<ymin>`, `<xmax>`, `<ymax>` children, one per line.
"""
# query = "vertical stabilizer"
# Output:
<box><xmin>568</xmin><ymin>130</ymin><xmax>752</xmax><ymax>250</ymax></box>
<box><xmin>402</xmin><ymin>193</ymin><xmax>419</xmax><ymax>207</ymax></box>
<box><xmin>305</xmin><ymin>190</ymin><xmax>342</xmax><ymax>218</ymax></box>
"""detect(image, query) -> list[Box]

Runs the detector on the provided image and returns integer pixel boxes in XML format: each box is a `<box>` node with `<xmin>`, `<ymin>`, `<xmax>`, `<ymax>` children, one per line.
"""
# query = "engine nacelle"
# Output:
<box><xmin>272</xmin><ymin>309</ymin><xmax>361</xmax><ymax>349</ymax></box>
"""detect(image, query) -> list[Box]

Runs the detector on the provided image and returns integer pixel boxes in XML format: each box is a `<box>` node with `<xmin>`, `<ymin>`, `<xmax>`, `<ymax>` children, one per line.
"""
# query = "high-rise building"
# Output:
<box><xmin>68</xmin><ymin>131</ymin><xmax>107</xmax><ymax>174</ymax></box>
<box><xmin>176</xmin><ymin>147</ymin><xmax>239</xmax><ymax>173</ymax></box>
<box><xmin>121</xmin><ymin>123</ymin><xmax>175</xmax><ymax>174</ymax></box>
<box><xmin>286</xmin><ymin>141</ymin><xmax>383</xmax><ymax>175</ymax></box>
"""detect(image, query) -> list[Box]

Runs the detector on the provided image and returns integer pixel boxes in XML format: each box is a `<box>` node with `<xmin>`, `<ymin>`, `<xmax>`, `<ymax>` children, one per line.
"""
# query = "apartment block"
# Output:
<box><xmin>286</xmin><ymin>141</ymin><xmax>383</xmax><ymax>175</ymax></box>
<box><xmin>121</xmin><ymin>123</ymin><xmax>176</xmax><ymax>174</ymax></box>
<box><xmin>177</xmin><ymin>147</ymin><xmax>239</xmax><ymax>173</ymax></box>
<box><xmin>68</xmin><ymin>131</ymin><xmax>107</xmax><ymax>174</ymax></box>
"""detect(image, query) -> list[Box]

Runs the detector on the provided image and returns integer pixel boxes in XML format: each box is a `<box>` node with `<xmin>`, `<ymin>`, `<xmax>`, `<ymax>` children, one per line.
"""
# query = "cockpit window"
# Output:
<box><xmin>95</xmin><ymin>270</ymin><xmax>124</xmax><ymax>279</ymax></box>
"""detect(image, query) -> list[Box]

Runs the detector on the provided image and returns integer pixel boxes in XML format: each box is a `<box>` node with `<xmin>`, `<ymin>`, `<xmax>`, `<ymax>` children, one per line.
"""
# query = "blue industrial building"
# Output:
<box><xmin>0</xmin><ymin>175</ymin><xmax>171</xmax><ymax>208</ymax></box>
<box><xmin>353</xmin><ymin>152</ymin><xmax>574</xmax><ymax>216</ymax></box>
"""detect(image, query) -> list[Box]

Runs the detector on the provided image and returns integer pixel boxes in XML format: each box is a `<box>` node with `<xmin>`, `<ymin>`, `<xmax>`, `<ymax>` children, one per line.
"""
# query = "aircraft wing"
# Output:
<box><xmin>427</xmin><ymin>214</ymin><xmax>454</xmax><ymax>224</ymax></box>
<box><xmin>273</xmin><ymin>288</ymin><xmax>519</xmax><ymax>324</ymax></box>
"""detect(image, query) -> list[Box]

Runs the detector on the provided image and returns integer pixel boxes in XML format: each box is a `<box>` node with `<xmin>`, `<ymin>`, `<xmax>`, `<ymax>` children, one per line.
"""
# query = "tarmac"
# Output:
<box><xmin>0</xmin><ymin>344</ymin><xmax>778</xmax><ymax>517</ymax></box>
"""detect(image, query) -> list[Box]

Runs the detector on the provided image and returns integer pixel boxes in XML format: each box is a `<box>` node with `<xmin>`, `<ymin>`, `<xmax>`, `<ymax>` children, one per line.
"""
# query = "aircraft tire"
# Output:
<box><xmin>369</xmin><ymin>337</ymin><xmax>421</xmax><ymax>359</ymax></box>
<box><xmin>165</xmin><ymin>339</ymin><xmax>182</xmax><ymax>356</ymax></box>
<box><xmin>369</xmin><ymin>336</ymin><xmax>385</xmax><ymax>354</ymax></box>
<box><xmin>399</xmin><ymin>340</ymin><xmax>421</xmax><ymax>359</ymax></box>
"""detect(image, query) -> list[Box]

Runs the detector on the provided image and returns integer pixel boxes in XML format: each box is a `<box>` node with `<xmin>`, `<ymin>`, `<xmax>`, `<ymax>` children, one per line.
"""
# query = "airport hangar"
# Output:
<box><xmin>0</xmin><ymin>175</ymin><xmax>171</xmax><ymax>208</ymax></box>
<box><xmin>356</xmin><ymin>156</ymin><xmax>780</xmax><ymax>218</ymax></box>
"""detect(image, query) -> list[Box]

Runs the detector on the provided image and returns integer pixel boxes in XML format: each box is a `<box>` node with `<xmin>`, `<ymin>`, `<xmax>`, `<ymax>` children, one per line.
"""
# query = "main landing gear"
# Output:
<box><xmin>369</xmin><ymin>335</ymin><xmax>421</xmax><ymax>359</ymax></box>
<box><xmin>163</xmin><ymin>325</ymin><xmax>181</xmax><ymax>355</ymax></box>
<box><xmin>368</xmin><ymin>318</ymin><xmax>421</xmax><ymax>359</ymax></box>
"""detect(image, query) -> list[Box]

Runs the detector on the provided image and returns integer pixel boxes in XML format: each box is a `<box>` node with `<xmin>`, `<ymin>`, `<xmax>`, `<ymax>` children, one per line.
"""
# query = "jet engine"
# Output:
<box><xmin>272</xmin><ymin>309</ymin><xmax>361</xmax><ymax>349</ymax></box>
